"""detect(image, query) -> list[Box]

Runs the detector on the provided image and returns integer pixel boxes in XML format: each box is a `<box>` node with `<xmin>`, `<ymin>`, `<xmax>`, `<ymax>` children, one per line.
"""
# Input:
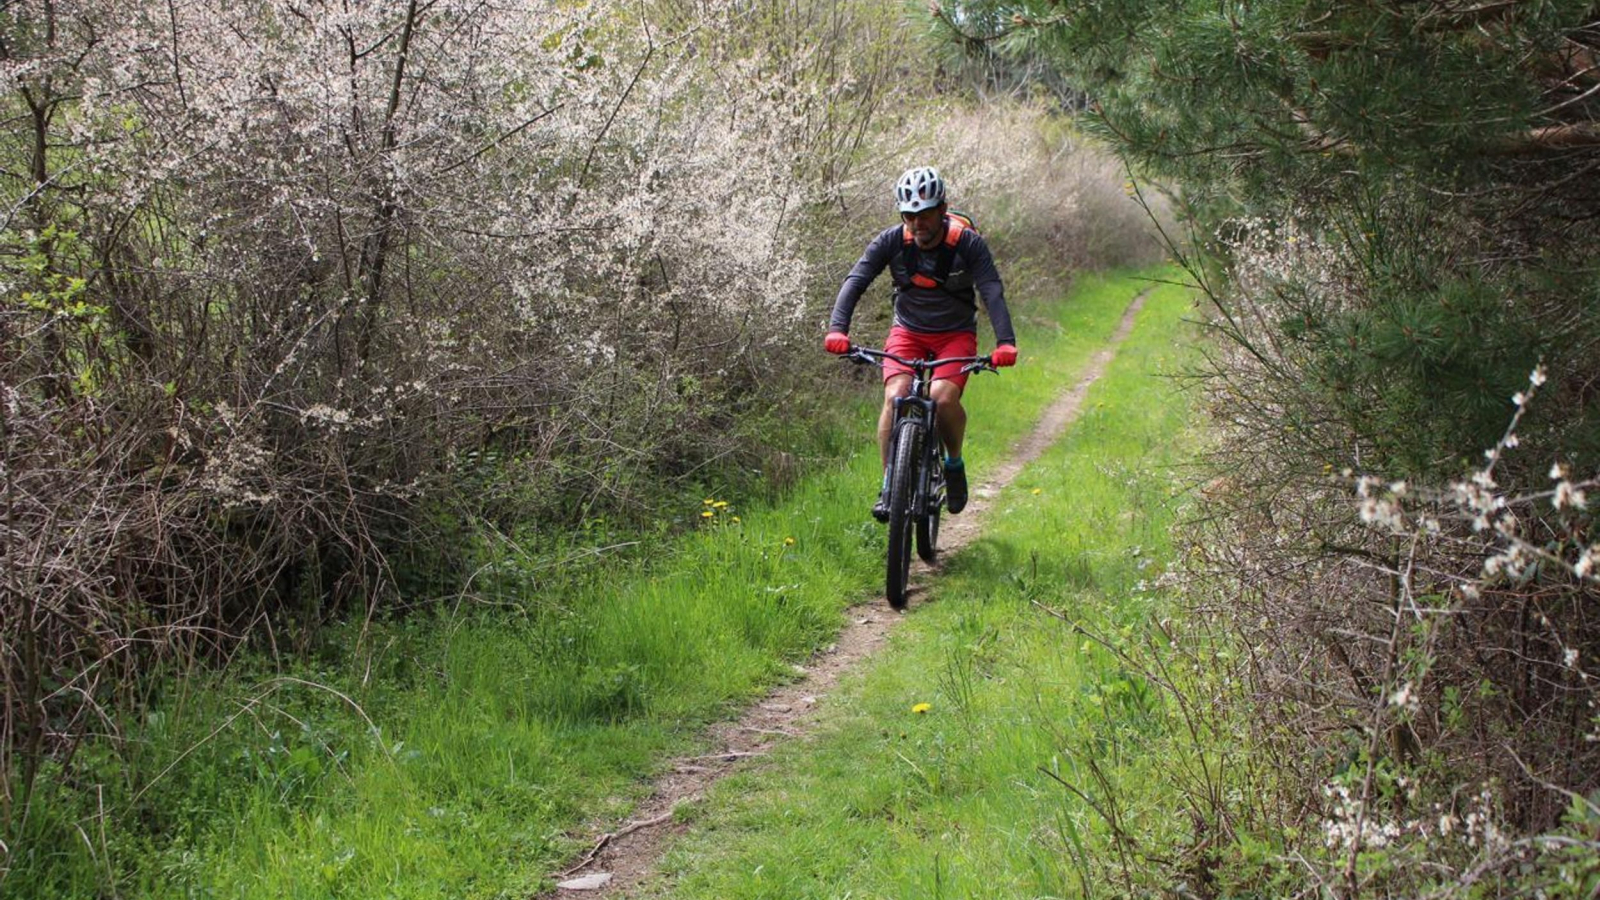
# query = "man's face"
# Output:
<box><xmin>901</xmin><ymin>206</ymin><xmax>945</xmax><ymax>251</ymax></box>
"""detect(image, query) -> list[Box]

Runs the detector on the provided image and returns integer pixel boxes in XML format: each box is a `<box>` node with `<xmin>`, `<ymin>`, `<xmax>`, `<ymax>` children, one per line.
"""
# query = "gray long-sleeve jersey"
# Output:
<box><xmin>828</xmin><ymin>222</ymin><xmax>1016</xmax><ymax>346</ymax></box>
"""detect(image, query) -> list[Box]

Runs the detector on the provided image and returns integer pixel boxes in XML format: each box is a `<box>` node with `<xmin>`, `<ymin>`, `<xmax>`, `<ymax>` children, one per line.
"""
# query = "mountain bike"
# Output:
<box><xmin>844</xmin><ymin>346</ymin><xmax>998</xmax><ymax>610</ymax></box>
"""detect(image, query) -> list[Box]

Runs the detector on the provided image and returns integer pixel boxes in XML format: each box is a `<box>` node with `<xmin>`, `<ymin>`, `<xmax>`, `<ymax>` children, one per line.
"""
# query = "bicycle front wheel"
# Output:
<box><xmin>885</xmin><ymin>417</ymin><xmax>920</xmax><ymax>609</ymax></box>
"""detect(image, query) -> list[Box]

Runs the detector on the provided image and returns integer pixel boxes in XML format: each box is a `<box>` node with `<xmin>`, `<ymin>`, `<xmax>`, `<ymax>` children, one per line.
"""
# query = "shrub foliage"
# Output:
<box><xmin>943</xmin><ymin>0</ymin><xmax>1600</xmax><ymax>893</ymax></box>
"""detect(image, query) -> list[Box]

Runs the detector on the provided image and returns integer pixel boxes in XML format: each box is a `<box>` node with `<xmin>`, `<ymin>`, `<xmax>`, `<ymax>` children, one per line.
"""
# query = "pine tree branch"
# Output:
<box><xmin>1502</xmin><ymin>122</ymin><xmax>1600</xmax><ymax>151</ymax></box>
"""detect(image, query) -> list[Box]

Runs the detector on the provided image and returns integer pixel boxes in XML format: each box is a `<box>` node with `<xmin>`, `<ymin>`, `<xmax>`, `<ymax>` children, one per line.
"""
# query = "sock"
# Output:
<box><xmin>945</xmin><ymin>455</ymin><xmax>964</xmax><ymax>470</ymax></box>
<box><xmin>880</xmin><ymin>468</ymin><xmax>891</xmax><ymax>492</ymax></box>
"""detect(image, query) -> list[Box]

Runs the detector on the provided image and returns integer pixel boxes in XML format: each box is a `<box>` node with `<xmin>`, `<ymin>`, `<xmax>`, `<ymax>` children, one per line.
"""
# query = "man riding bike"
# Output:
<box><xmin>824</xmin><ymin>166</ymin><xmax>1019</xmax><ymax>521</ymax></box>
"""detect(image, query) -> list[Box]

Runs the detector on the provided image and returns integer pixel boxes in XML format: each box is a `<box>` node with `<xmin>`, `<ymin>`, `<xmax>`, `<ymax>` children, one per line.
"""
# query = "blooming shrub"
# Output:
<box><xmin>0</xmin><ymin>0</ymin><xmax>899</xmax><ymax>830</ymax></box>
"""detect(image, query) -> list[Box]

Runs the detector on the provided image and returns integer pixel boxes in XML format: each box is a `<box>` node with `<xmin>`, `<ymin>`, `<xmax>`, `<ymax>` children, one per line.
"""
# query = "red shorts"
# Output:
<box><xmin>882</xmin><ymin>326</ymin><xmax>979</xmax><ymax>390</ymax></box>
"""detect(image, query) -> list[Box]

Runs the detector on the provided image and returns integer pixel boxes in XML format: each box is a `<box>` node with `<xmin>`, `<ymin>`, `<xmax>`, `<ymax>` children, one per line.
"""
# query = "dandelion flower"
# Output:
<box><xmin>701</xmin><ymin>510</ymin><xmax>714</xmax><ymax>519</ymax></box>
<box><xmin>912</xmin><ymin>702</ymin><xmax>932</xmax><ymax>714</ymax></box>
<box><xmin>1031</xmin><ymin>488</ymin><xmax>1042</xmax><ymax>495</ymax></box>
<box><xmin>713</xmin><ymin>501</ymin><xmax>729</xmax><ymax>509</ymax></box>
<box><xmin>731</xmin><ymin>516</ymin><xmax>741</xmax><ymax>524</ymax></box>
<box><xmin>703</xmin><ymin>498</ymin><xmax>714</xmax><ymax>505</ymax></box>
<box><xmin>783</xmin><ymin>537</ymin><xmax>795</xmax><ymax>545</ymax></box>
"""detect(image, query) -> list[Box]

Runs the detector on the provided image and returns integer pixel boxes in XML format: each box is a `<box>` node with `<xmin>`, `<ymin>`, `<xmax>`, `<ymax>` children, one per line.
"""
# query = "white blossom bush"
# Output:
<box><xmin>0</xmin><ymin>0</ymin><xmax>905</xmax><ymax>833</ymax></box>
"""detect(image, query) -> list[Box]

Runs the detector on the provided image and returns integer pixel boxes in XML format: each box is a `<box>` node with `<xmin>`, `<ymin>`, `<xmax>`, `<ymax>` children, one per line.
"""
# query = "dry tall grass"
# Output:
<box><xmin>819</xmin><ymin>104</ymin><xmax>1168</xmax><ymax>289</ymax></box>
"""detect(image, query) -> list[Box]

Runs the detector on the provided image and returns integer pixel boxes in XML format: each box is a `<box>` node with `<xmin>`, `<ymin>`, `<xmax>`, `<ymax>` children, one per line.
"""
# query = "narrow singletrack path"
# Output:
<box><xmin>544</xmin><ymin>288</ymin><xmax>1152</xmax><ymax>897</ymax></box>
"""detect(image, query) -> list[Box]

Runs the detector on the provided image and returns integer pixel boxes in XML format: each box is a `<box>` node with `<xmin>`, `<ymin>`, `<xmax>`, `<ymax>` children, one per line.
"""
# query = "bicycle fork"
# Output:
<box><xmin>892</xmin><ymin>394</ymin><xmax>942</xmax><ymax>515</ymax></box>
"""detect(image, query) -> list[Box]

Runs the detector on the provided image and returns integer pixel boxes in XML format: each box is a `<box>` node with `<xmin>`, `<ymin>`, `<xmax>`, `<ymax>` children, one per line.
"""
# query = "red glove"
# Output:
<box><xmin>991</xmin><ymin>344</ymin><xmax>1018</xmax><ymax>367</ymax></box>
<box><xmin>824</xmin><ymin>331</ymin><xmax>851</xmax><ymax>355</ymax></box>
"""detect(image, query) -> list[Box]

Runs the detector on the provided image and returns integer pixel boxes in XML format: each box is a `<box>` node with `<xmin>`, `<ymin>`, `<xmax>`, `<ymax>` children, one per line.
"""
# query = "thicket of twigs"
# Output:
<box><xmin>1173</xmin><ymin>206</ymin><xmax>1600</xmax><ymax>895</ymax></box>
<box><xmin>0</xmin><ymin>0</ymin><xmax>1163</xmax><ymax>851</ymax></box>
<box><xmin>1162</xmin><ymin>185</ymin><xmax>1600</xmax><ymax>894</ymax></box>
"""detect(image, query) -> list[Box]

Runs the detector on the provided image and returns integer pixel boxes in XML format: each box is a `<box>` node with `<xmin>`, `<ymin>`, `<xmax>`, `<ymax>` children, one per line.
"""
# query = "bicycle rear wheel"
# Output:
<box><xmin>886</xmin><ymin>418</ymin><xmax>919</xmax><ymax>609</ymax></box>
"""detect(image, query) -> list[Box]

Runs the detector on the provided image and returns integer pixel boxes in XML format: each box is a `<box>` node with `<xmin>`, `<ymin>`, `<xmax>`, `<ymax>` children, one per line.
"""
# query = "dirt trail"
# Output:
<box><xmin>545</xmin><ymin>289</ymin><xmax>1151</xmax><ymax>897</ymax></box>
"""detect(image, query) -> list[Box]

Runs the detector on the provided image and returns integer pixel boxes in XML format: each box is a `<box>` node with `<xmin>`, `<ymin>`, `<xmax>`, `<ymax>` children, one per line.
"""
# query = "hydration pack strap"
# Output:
<box><xmin>900</xmin><ymin>214</ymin><xmax>969</xmax><ymax>289</ymax></box>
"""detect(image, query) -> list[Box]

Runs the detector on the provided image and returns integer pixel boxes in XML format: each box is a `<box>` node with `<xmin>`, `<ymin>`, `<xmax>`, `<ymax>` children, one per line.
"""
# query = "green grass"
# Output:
<box><xmin>5</xmin><ymin>269</ymin><xmax>1169</xmax><ymax>899</ymax></box>
<box><xmin>639</xmin><ymin>278</ymin><xmax>1200</xmax><ymax>899</ymax></box>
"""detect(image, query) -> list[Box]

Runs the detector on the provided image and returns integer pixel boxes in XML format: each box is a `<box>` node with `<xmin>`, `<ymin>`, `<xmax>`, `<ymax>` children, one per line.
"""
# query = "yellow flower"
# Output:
<box><xmin>731</xmin><ymin>516</ymin><xmax>741</xmax><ymax>524</ymax></box>
<box><xmin>912</xmin><ymin>702</ymin><xmax>932</xmax><ymax>714</ymax></box>
<box><xmin>703</xmin><ymin>498</ymin><xmax>715</xmax><ymax>505</ymax></box>
<box><xmin>713</xmin><ymin>501</ymin><xmax>729</xmax><ymax>508</ymax></box>
<box><xmin>701</xmin><ymin>510</ymin><xmax>714</xmax><ymax>518</ymax></box>
<box><xmin>783</xmin><ymin>536</ymin><xmax>796</xmax><ymax>546</ymax></box>
<box><xmin>1031</xmin><ymin>488</ymin><xmax>1042</xmax><ymax>495</ymax></box>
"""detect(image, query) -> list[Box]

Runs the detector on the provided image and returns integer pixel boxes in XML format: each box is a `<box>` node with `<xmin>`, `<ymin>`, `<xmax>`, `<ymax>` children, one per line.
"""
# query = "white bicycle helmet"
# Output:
<box><xmin>895</xmin><ymin>166</ymin><xmax>946</xmax><ymax>213</ymax></box>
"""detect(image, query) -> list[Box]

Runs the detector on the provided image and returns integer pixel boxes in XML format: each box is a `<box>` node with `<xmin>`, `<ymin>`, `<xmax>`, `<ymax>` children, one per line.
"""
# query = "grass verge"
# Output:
<box><xmin>639</xmin><ymin>277</ymin><xmax>1199</xmax><ymax>899</ymax></box>
<box><xmin>5</xmin><ymin>269</ymin><xmax>1166</xmax><ymax>899</ymax></box>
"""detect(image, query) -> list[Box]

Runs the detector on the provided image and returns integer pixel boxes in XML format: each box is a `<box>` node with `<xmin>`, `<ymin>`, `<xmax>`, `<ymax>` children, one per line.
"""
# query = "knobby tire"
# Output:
<box><xmin>886</xmin><ymin>418</ymin><xmax>919</xmax><ymax>610</ymax></box>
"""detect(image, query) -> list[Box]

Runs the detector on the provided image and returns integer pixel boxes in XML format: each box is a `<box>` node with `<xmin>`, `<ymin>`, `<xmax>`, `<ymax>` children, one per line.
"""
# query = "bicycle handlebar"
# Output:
<box><xmin>843</xmin><ymin>345</ymin><xmax>997</xmax><ymax>376</ymax></box>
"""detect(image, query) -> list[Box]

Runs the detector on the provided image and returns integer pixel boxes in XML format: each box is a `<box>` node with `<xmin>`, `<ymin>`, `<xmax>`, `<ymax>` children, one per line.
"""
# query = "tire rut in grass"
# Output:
<box><xmin>543</xmin><ymin>287</ymin><xmax>1152</xmax><ymax>897</ymax></box>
